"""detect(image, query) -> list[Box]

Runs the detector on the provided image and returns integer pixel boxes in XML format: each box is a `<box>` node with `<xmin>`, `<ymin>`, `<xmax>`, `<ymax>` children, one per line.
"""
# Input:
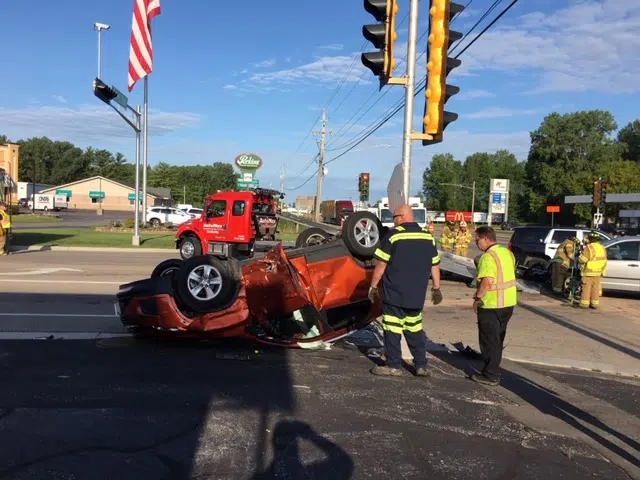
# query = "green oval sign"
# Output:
<box><xmin>235</xmin><ymin>153</ymin><xmax>263</xmax><ymax>170</ymax></box>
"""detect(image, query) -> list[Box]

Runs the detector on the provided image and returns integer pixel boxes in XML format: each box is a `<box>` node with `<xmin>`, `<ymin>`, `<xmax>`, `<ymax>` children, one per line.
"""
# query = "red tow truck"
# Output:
<box><xmin>175</xmin><ymin>188</ymin><xmax>283</xmax><ymax>260</ymax></box>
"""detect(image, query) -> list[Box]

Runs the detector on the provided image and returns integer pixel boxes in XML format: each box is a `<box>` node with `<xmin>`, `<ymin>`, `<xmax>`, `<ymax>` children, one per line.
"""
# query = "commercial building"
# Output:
<box><xmin>40</xmin><ymin>176</ymin><xmax>172</xmax><ymax>212</ymax></box>
<box><xmin>295</xmin><ymin>195</ymin><xmax>315</xmax><ymax>213</ymax></box>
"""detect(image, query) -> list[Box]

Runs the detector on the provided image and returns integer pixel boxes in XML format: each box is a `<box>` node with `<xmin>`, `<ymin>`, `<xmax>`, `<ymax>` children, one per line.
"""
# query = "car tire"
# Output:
<box><xmin>179</xmin><ymin>236</ymin><xmax>202</xmax><ymax>260</ymax></box>
<box><xmin>151</xmin><ymin>258</ymin><xmax>184</xmax><ymax>278</ymax></box>
<box><xmin>150</xmin><ymin>218</ymin><xmax>161</xmax><ymax>227</ymax></box>
<box><xmin>524</xmin><ymin>257</ymin><xmax>546</xmax><ymax>269</ymax></box>
<box><xmin>342</xmin><ymin>211</ymin><xmax>383</xmax><ymax>259</ymax></box>
<box><xmin>174</xmin><ymin>255</ymin><xmax>242</xmax><ymax>313</ymax></box>
<box><xmin>296</xmin><ymin>227</ymin><xmax>332</xmax><ymax>248</ymax></box>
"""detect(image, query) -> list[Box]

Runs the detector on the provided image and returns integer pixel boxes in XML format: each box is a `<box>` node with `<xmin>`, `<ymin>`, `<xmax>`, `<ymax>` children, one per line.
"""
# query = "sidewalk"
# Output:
<box><xmin>401</xmin><ymin>284</ymin><xmax>640</xmax><ymax>377</ymax></box>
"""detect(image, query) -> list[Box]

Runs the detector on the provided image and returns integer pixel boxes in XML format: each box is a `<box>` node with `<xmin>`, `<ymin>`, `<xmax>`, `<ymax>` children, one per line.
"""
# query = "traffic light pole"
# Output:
<box><xmin>399</xmin><ymin>0</ymin><xmax>420</xmax><ymax>203</ymax></box>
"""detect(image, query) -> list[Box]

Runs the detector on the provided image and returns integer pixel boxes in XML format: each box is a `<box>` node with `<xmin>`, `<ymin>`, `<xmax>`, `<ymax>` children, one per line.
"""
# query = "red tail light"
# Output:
<box><xmin>508</xmin><ymin>241</ymin><xmax>512</xmax><ymax>251</ymax></box>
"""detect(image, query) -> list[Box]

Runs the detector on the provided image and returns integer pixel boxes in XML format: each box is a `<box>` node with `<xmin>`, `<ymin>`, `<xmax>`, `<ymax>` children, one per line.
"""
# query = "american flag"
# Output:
<box><xmin>128</xmin><ymin>0</ymin><xmax>162</xmax><ymax>92</ymax></box>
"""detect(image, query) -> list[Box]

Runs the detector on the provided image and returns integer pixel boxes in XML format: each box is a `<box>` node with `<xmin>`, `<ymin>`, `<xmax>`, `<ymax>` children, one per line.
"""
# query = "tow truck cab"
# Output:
<box><xmin>175</xmin><ymin>188</ymin><xmax>283</xmax><ymax>260</ymax></box>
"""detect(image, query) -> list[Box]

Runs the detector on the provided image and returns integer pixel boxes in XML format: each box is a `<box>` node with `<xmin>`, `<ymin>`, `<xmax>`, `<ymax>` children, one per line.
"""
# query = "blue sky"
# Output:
<box><xmin>1</xmin><ymin>0</ymin><xmax>639</xmax><ymax>203</ymax></box>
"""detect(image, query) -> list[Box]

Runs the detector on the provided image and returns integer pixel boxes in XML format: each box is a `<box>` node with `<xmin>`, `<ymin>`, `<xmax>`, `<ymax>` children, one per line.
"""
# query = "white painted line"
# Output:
<box><xmin>0</xmin><ymin>279</ymin><xmax>123</xmax><ymax>285</ymax></box>
<box><xmin>0</xmin><ymin>313</ymin><xmax>117</xmax><ymax>318</ymax></box>
<box><xmin>0</xmin><ymin>267</ymin><xmax>84</xmax><ymax>276</ymax></box>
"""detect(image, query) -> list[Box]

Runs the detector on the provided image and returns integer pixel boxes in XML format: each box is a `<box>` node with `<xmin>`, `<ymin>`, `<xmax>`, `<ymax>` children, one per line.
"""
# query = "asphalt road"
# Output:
<box><xmin>0</xmin><ymin>250</ymin><xmax>639</xmax><ymax>478</ymax></box>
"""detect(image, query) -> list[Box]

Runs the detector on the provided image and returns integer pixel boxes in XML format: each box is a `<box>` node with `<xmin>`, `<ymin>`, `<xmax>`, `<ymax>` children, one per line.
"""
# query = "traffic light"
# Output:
<box><xmin>592</xmin><ymin>180</ymin><xmax>600</xmax><ymax>207</ymax></box>
<box><xmin>93</xmin><ymin>78</ymin><xmax>117</xmax><ymax>105</ymax></box>
<box><xmin>359</xmin><ymin>172</ymin><xmax>370</xmax><ymax>202</ymax></box>
<box><xmin>361</xmin><ymin>0</ymin><xmax>399</xmax><ymax>87</ymax></box>
<box><xmin>599</xmin><ymin>179</ymin><xmax>607</xmax><ymax>208</ymax></box>
<box><xmin>422</xmin><ymin>0</ymin><xmax>464</xmax><ymax>145</ymax></box>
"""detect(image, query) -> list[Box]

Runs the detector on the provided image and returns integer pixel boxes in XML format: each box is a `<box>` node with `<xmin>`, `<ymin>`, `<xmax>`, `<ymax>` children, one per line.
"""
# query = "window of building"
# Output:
<box><xmin>206</xmin><ymin>200</ymin><xmax>226</xmax><ymax>218</ymax></box>
<box><xmin>233</xmin><ymin>201</ymin><xmax>246</xmax><ymax>216</ymax></box>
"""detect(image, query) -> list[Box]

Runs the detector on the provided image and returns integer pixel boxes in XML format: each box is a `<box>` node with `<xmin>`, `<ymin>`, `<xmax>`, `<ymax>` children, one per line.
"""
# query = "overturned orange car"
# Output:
<box><xmin>115</xmin><ymin>212</ymin><xmax>385</xmax><ymax>347</ymax></box>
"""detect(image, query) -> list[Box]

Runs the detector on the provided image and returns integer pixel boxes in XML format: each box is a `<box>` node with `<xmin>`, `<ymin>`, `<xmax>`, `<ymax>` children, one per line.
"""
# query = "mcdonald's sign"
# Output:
<box><xmin>445</xmin><ymin>211</ymin><xmax>473</xmax><ymax>222</ymax></box>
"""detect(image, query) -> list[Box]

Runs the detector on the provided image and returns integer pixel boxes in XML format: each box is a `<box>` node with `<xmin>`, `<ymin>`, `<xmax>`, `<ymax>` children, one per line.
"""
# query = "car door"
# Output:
<box><xmin>547</xmin><ymin>229</ymin><xmax>577</xmax><ymax>258</ymax></box>
<box><xmin>602</xmin><ymin>239</ymin><xmax>640</xmax><ymax>292</ymax></box>
<box><xmin>170</xmin><ymin>208</ymin><xmax>190</xmax><ymax>225</ymax></box>
<box><xmin>228</xmin><ymin>199</ymin><xmax>251</xmax><ymax>242</ymax></box>
<box><xmin>202</xmin><ymin>199</ymin><xmax>229</xmax><ymax>240</ymax></box>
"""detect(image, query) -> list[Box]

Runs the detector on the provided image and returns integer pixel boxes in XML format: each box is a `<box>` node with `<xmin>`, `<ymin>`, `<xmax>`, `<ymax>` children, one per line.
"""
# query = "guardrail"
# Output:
<box><xmin>277</xmin><ymin>213</ymin><xmax>341</xmax><ymax>234</ymax></box>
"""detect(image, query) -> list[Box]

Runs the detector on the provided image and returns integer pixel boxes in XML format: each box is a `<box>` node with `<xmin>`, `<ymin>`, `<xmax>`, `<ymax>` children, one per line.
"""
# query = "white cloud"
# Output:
<box><xmin>52</xmin><ymin>95</ymin><xmax>66</xmax><ymax>103</ymax></box>
<box><xmin>456</xmin><ymin>89</ymin><xmax>496</xmax><ymax>100</ymax></box>
<box><xmin>252</xmin><ymin>58</ymin><xmax>276</xmax><ymax>68</ymax></box>
<box><xmin>459</xmin><ymin>0</ymin><xmax>640</xmax><ymax>93</ymax></box>
<box><xmin>223</xmin><ymin>84</ymin><xmax>237</xmax><ymax>90</ymax></box>
<box><xmin>317</xmin><ymin>44</ymin><xmax>344</xmax><ymax>51</ymax></box>
<box><xmin>0</xmin><ymin>104</ymin><xmax>201</xmax><ymax>146</ymax></box>
<box><xmin>285</xmin><ymin>57</ymin><xmax>292</xmax><ymax>63</ymax></box>
<box><xmin>466</xmin><ymin>107</ymin><xmax>540</xmax><ymax>119</ymax></box>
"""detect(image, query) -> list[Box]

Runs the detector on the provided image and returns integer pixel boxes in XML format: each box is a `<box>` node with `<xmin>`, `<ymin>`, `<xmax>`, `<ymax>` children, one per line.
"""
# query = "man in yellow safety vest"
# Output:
<box><xmin>0</xmin><ymin>202</ymin><xmax>11</xmax><ymax>255</ymax></box>
<box><xmin>440</xmin><ymin>221</ymin><xmax>454</xmax><ymax>252</ymax></box>
<box><xmin>471</xmin><ymin>226</ymin><xmax>517</xmax><ymax>386</ymax></box>
<box><xmin>551</xmin><ymin>236</ymin><xmax>579</xmax><ymax>295</ymax></box>
<box><xmin>578</xmin><ymin>233</ymin><xmax>608</xmax><ymax>309</ymax></box>
<box><xmin>455</xmin><ymin>221</ymin><xmax>472</xmax><ymax>257</ymax></box>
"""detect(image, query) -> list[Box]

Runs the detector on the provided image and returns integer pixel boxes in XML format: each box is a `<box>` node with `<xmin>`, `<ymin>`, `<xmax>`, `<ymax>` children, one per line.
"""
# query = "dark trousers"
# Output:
<box><xmin>477</xmin><ymin>306</ymin><xmax>514</xmax><ymax>380</ymax></box>
<box><xmin>382</xmin><ymin>302</ymin><xmax>427</xmax><ymax>370</ymax></box>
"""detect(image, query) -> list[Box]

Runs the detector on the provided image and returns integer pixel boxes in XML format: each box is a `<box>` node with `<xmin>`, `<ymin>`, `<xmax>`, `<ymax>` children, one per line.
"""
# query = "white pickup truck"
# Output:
<box><xmin>28</xmin><ymin>194</ymin><xmax>68</xmax><ymax>212</ymax></box>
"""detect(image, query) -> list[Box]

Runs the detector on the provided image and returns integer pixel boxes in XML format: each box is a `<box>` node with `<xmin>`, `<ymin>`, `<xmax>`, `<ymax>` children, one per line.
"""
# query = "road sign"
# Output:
<box><xmin>112</xmin><ymin>86</ymin><xmax>129</xmax><ymax>109</ymax></box>
<box><xmin>546</xmin><ymin>205</ymin><xmax>560</xmax><ymax>213</ymax></box>
<box><xmin>236</xmin><ymin>179</ymin><xmax>259</xmax><ymax>190</ymax></box>
<box><xmin>128</xmin><ymin>192</ymin><xmax>142</xmax><ymax>201</ymax></box>
<box><xmin>491</xmin><ymin>179</ymin><xmax>509</xmax><ymax>192</ymax></box>
<box><xmin>492</xmin><ymin>203</ymin><xmax>506</xmax><ymax>214</ymax></box>
<box><xmin>89</xmin><ymin>191</ymin><xmax>105</xmax><ymax>199</ymax></box>
<box><xmin>56</xmin><ymin>189</ymin><xmax>72</xmax><ymax>197</ymax></box>
<box><xmin>242</xmin><ymin>172</ymin><xmax>254</xmax><ymax>182</ymax></box>
<box><xmin>492</xmin><ymin>192</ymin><xmax>503</xmax><ymax>204</ymax></box>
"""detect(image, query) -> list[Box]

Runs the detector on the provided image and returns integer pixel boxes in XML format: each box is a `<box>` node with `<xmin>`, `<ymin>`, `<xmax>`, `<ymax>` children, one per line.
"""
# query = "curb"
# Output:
<box><xmin>8</xmin><ymin>245</ymin><xmax>175</xmax><ymax>253</ymax></box>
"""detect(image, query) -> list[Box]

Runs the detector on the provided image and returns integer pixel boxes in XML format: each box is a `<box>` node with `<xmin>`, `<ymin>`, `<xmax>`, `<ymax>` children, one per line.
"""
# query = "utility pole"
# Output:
<box><xmin>280</xmin><ymin>163</ymin><xmax>286</xmax><ymax>209</ymax></box>
<box><xmin>313</xmin><ymin>107</ymin><xmax>331</xmax><ymax>222</ymax></box>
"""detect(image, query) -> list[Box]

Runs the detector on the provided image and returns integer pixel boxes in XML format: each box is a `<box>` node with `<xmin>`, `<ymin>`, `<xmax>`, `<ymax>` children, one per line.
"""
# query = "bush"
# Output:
<box><xmin>7</xmin><ymin>205</ymin><xmax>19</xmax><ymax>216</ymax></box>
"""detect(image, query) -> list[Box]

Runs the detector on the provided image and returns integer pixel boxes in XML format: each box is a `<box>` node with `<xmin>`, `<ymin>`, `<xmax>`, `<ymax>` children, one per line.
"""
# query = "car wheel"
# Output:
<box><xmin>342</xmin><ymin>211</ymin><xmax>383</xmax><ymax>259</ymax></box>
<box><xmin>524</xmin><ymin>258</ymin><xmax>546</xmax><ymax>269</ymax></box>
<box><xmin>179</xmin><ymin>236</ymin><xmax>202</xmax><ymax>260</ymax></box>
<box><xmin>151</xmin><ymin>258</ymin><xmax>184</xmax><ymax>278</ymax></box>
<box><xmin>174</xmin><ymin>255</ymin><xmax>242</xmax><ymax>313</ymax></box>
<box><xmin>296</xmin><ymin>227</ymin><xmax>331</xmax><ymax>248</ymax></box>
<box><xmin>150</xmin><ymin>218</ymin><xmax>161</xmax><ymax>227</ymax></box>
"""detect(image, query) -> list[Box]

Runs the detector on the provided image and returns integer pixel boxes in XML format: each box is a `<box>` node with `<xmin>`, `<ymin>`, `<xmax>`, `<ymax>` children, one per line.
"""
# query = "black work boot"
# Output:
<box><xmin>470</xmin><ymin>373</ymin><xmax>499</xmax><ymax>386</ymax></box>
<box><xmin>370</xmin><ymin>366</ymin><xmax>403</xmax><ymax>377</ymax></box>
<box><xmin>414</xmin><ymin>366</ymin><xmax>430</xmax><ymax>377</ymax></box>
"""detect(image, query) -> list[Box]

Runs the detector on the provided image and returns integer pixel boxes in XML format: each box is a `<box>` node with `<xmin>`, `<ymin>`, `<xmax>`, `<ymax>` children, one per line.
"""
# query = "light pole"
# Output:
<box><xmin>93</xmin><ymin>22</ymin><xmax>111</xmax><ymax>79</ymax></box>
<box><xmin>439</xmin><ymin>181</ymin><xmax>477</xmax><ymax>224</ymax></box>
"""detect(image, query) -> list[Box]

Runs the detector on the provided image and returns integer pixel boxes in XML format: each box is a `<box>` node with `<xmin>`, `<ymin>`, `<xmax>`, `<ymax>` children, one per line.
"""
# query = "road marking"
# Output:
<box><xmin>0</xmin><ymin>279</ymin><xmax>122</xmax><ymax>285</ymax></box>
<box><xmin>0</xmin><ymin>267</ymin><xmax>84</xmax><ymax>276</ymax></box>
<box><xmin>0</xmin><ymin>313</ymin><xmax>117</xmax><ymax>318</ymax></box>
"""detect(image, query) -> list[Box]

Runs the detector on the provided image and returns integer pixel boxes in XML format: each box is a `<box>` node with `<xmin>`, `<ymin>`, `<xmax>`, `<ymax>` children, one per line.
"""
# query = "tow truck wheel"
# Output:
<box><xmin>342</xmin><ymin>211</ymin><xmax>383</xmax><ymax>259</ymax></box>
<box><xmin>179</xmin><ymin>236</ymin><xmax>202</xmax><ymax>260</ymax></box>
<box><xmin>151</xmin><ymin>258</ymin><xmax>183</xmax><ymax>278</ymax></box>
<box><xmin>296</xmin><ymin>227</ymin><xmax>331</xmax><ymax>248</ymax></box>
<box><xmin>175</xmin><ymin>255</ymin><xmax>242</xmax><ymax>313</ymax></box>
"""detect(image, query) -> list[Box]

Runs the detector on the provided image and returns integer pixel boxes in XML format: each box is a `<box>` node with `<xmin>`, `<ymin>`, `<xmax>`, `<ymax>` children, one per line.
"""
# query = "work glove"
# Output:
<box><xmin>368</xmin><ymin>286</ymin><xmax>378</xmax><ymax>302</ymax></box>
<box><xmin>431</xmin><ymin>288</ymin><xmax>443</xmax><ymax>305</ymax></box>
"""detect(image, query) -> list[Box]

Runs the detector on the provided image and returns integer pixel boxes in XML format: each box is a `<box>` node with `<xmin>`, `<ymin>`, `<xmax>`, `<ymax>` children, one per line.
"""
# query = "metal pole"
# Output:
<box><xmin>471</xmin><ymin>181</ymin><xmax>476</xmax><ymax>226</ymax></box>
<box><xmin>313</xmin><ymin>107</ymin><xmax>327</xmax><ymax>223</ymax></box>
<box><xmin>142</xmin><ymin>76</ymin><xmax>149</xmax><ymax>223</ymax></box>
<box><xmin>133</xmin><ymin>105</ymin><xmax>141</xmax><ymax>246</ymax></box>
<box><xmin>400</xmin><ymin>0</ymin><xmax>420</xmax><ymax>203</ymax></box>
<box><xmin>31</xmin><ymin>157</ymin><xmax>36</xmax><ymax>213</ymax></box>
<box><xmin>97</xmin><ymin>28</ymin><xmax>102</xmax><ymax>78</ymax></box>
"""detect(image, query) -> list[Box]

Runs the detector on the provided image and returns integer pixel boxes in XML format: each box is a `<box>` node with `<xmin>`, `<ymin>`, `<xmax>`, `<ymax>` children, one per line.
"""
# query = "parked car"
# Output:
<box><xmin>147</xmin><ymin>207</ymin><xmax>191</xmax><ymax>227</ymax></box>
<box><xmin>508</xmin><ymin>226</ymin><xmax>611</xmax><ymax>267</ymax></box>
<box><xmin>115</xmin><ymin>212</ymin><xmax>386</xmax><ymax>347</ymax></box>
<box><xmin>601</xmin><ymin>237</ymin><xmax>640</xmax><ymax>293</ymax></box>
<box><xmin>185</xmin><ymin>208</ymin><xmax>203</xmax><ymax>218</ymax></box>
<box><xmin>597</xmin><ymin>222</ymin><xmax>625</xmax><ymax>237</ymax></box>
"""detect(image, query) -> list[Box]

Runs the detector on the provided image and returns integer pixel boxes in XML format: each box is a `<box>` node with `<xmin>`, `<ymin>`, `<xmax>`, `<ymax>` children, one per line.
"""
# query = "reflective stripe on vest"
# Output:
<box><xmin>481</xmin><ymin>246</ymin><xmax>517</xmax><ymax>309</ymax></box>
<box><xmin>580</xmin><ymin>243</ymin><xmax>607</xmax><ymax>277</ymax></box>
<box><xmin>0</xmin><ymin>211</ymin><xmax>10</xmax><ymax>229</ymax></box>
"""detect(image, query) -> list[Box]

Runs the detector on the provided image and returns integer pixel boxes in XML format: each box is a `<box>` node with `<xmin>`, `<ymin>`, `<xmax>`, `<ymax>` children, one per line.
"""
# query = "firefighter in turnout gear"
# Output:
<box><xmin>578</xmin><ymin>233</ymin><xmax>607</xmax><ymax>309</ymax></box>
<box><xmin>0</xmin><ymin>202</ymin><xmax>11</xmax><ymax>255</ymax></box>
<box><xmin>440</xmin><ymin>221</ymin><xmax>454</xmax><ymax>252</ymax></box>
<box><xmin>471</xmin><ymin>226</ymin><xmax>517</xmax><ymax>386</ymax></box>
<box><xmin>551</xmin><ymin>237</ymin><xmax>579</xmax><ymax>295</ymax></box>
<box><xmin>369</xmin><ymin>204</ymin><xmax>442</xmax><ymax>377</ymax></box>
<box><xmin>455</xmin><ymin>221</ymin><xmax>472</xmax><ymax>257</ymax></box>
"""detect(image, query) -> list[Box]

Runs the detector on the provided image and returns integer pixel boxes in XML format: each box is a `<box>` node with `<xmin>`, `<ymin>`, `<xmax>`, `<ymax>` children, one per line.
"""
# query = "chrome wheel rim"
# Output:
<box><xmin>187</xmin><ymin>264</ymin><xmax>222</xmax><ymax>300</ymax></box>
<box><xmin>354</xmin><ymin>218</ymin><xmax>379</xmax><ymax>248</ymax></box>
<box><xmin>181</xmin><ymin>241</ymin><xmax>195</xmax><ymax>258</ymax></box>
<box><xmin>305</xmin><ymin>233</ymin><xmax>327</xmax><ymax>246</ymax></box>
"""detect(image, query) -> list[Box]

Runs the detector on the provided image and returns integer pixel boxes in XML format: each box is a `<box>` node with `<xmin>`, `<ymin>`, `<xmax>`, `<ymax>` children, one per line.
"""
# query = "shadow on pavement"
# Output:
<box><xmin>0</xmin><ymin>336</ymin><xmax>352</xmax><ymax>478</ymax></box>
<box><xmin>429</xmin><ymin>350</ymin><xmax>640</xmax><ymax>471</ymax></box>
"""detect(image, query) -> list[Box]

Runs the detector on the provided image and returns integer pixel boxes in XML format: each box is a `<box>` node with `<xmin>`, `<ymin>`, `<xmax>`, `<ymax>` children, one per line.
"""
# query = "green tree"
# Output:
<box><xmin>525</xmin><ymin>110</ymin><xmax>622</xmax><ymax>223</ymax></box>
<box><xmin>618</xmin><ymin>119</ymin><xmax>640</xmax><ymax>163</ymax></box>
<box><xmin>422</xmin><ymin>153</ymin><xmax>465</xmax><ymax>210</ymax></box>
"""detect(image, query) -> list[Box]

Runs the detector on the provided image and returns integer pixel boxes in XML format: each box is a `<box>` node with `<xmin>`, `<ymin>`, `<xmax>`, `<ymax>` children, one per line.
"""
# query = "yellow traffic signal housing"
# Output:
<box><xmin>422</xmin><ymin>0</ymin><xmax>464</xmax><ymax>145</ymax></box>
<box><xmin>362</xmin><ymin>0</ymin><xmax>399</xmax><ymax>88</ymax></box>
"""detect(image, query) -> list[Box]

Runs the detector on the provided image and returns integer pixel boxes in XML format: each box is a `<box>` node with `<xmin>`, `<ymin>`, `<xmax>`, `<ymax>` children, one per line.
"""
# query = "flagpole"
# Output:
<box><xmin>142</xmin><ymin>75</ymin><xmax>149</xmax><ymax>223</ymax></box>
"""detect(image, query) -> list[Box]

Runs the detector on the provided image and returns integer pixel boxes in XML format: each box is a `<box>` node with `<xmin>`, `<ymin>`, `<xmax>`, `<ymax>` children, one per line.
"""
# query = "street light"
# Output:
<box><xmin>439</xmin><ymin>181</ymin><xmax>476</xmax><ymax>224</ymax></box>
<box><xmin>93</xmin><ymin>22</ymin><xmax>110</xmax><ymax>79</ymax></box>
